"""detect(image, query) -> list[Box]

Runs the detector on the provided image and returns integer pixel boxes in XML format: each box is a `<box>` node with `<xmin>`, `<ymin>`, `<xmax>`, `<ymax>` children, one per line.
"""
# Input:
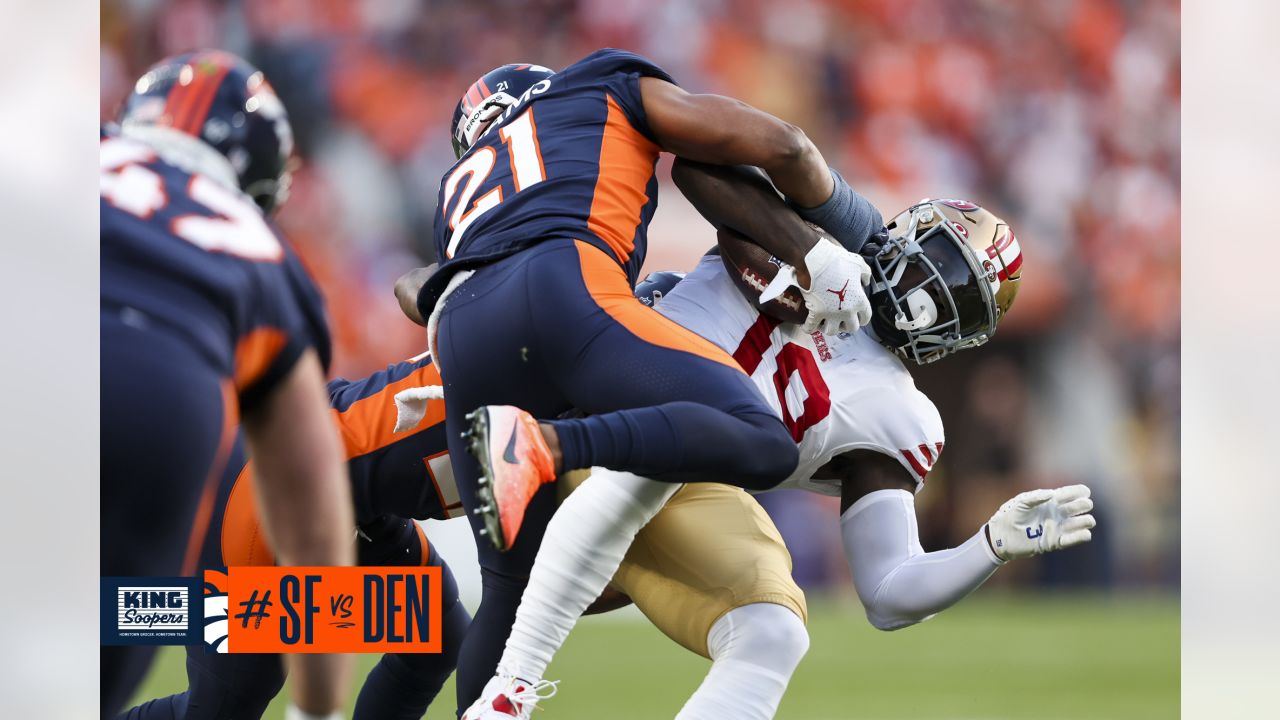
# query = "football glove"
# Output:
<box><xmin>762</xmin><ymin>238</ymin><xmax>872</xmax><ymax>335</ymax></box>
<box><xmin>985</xmin><ymin>484</ymin><xmax>1096</xmax><ymax>562</ymax></box>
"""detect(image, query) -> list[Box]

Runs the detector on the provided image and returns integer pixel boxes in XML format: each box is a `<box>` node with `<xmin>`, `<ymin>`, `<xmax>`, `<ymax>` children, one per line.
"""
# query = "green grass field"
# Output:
<box><xmin>131</xmin><ymin>593</ymin><xmax>1178</xmax><ymax>719</ymax></box>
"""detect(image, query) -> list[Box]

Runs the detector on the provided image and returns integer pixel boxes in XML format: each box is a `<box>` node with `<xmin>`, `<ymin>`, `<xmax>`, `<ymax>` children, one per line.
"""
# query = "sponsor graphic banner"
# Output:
<box><xmin>203</xmin><ymin>566</ymin><xmax>443</xmax><ymax>653</ymax></box>
<box><xmin>102</xmin><ymin>577</ymin><xmax>201</xmax><ymax>645</ymax></box>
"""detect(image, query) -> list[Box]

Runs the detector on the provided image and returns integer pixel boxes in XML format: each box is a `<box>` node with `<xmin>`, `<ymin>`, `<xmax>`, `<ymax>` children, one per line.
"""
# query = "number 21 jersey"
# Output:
<box><xmin>422</xmin><ymin>49</ymin><xmax>676</xmax><ymax>316</ymax></box>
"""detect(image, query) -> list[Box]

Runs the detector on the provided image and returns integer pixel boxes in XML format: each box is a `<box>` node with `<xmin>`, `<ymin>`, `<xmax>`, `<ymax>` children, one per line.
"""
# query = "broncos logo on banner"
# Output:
<box><xmin>203</xmin><ymin>569</ymin><xmax>230</xmax><ymax>653</ymax></box>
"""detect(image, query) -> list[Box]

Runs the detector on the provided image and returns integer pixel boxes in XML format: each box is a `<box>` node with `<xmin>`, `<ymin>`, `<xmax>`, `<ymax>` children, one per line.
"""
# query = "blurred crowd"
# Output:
<box><xmin>101</xmin><ymin>0</ymin><xmax>1180</xmax><ymax>590</ymax></box>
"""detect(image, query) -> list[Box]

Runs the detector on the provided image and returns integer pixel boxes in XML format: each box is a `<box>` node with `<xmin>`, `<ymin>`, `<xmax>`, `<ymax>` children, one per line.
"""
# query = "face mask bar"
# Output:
<box><xmin>453</xmin><ymin>93</ymin><xmax>518</xmax><ymax>158</ymax></box>
<box><xmin>869</xmin><ymin>202</ymin><xmax>999</xmax><ymax>365</ymax></box>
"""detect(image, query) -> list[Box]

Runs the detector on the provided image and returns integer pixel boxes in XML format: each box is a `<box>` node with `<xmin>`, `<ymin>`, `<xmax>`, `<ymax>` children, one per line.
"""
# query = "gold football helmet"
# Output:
<box><xmin>866</xmin><ymin>198</ymin><xmax>1023</xmax><ymax>364</ymax></box>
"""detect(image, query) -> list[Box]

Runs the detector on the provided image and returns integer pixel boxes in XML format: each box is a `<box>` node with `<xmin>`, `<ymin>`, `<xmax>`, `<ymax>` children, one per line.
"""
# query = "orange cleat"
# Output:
<box><xmin>463</xmin><ymin>405</ymin><xmax>557</xmax><ymax>551</ymax></box>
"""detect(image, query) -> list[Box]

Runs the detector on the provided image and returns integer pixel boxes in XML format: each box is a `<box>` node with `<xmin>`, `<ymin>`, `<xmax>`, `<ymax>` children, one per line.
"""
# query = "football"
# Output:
<box><xmin>716</xmin><ymin>225</ymin><xmax>809</xmax><ymax>324</ymax></box>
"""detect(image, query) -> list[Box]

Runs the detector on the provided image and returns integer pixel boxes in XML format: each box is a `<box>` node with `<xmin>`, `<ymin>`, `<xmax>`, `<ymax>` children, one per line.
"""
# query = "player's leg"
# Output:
<box><xmin>531</xmin><ymin>240</ymin><xmax>797</xmax><ymax>489</ymax></box>
<box><xmin>608</xmin><ymin>483</ymin><xmax>809</xmax><ymax>720</ymax></box>
<box><xmin>101</xmin><ymin>312</ymin><xmax>237</xmax><ymax>716</ymax></box>
<box><xmin>440</xmin><ymin>240</ymin><xmax>796</xmax><ymax>712</ymax></box>
<box><xmin>433</xmin><ymin>250</ymin><xmax>575</xmax><ymax>712</ymax></box>
<box><xmin>462</xmin><ymin>240</ymin><xmax>797</xmax><ymax>548</ymax></box>
<box><xmin>117</xmin><ymin>442</ymin><xmax>286</xmax><ymax>720</ymax></box>
<box><xmin>467</xmin><ymin>243</ymin><xmax>798</xmax><ymax>711</ymax></box>
<box><xmin>353</xmin><ymin>519</ymin><xmax>471</xmax><ymax>720</ymax></box>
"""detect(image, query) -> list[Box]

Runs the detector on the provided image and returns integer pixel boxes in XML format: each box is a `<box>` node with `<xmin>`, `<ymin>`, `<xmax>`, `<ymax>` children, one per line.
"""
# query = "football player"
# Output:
<box><xmin>416</xmin><ymin>49</ymin><xmax>884</xmax><ymax>711</ymax></box>
<box><xmin>102</xmin><ymin>52</ymin><xmax>353</xmax><ymax>718</ymax></box>
<box><xmin>119</xmin><ymin>352</ymin><xmax>471</xmax><ymax>720</ymax></box>
<box><xmin>459</xmin><ymin>161</ymin><xmax>1096</xmax><ymax>718</ymax></box>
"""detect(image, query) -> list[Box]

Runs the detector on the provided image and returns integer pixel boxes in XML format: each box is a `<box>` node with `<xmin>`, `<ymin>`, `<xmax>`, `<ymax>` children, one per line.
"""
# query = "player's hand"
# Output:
<box><xmin>985</xmin><ymin>484</ymin><xmax>1096</xmax><ymax>562</ymax></box>
<box><xmin>792</xmin><ymin>238</ymin><xmax>872</xmax><ymax>335</ymax></box>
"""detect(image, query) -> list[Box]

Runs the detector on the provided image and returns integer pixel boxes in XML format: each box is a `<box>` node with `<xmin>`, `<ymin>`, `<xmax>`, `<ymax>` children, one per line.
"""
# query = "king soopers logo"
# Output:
<box><xmin>117</xmin><ymin>586</ymin><xmax>189</xmax><ymax>632</ymax></box>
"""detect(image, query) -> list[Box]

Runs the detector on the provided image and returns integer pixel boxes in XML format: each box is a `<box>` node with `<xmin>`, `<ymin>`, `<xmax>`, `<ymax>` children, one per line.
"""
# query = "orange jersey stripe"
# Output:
<box><xmin>586</xmin><ymin>94</ymin><xmax>660</xmax><ymax>265</ymax></box>
<box><xmin>233</xmin><ymin>327</ymin><xmax>289</xmax><ymax>392</ymax></box>
<box><xmin>220</xmin><ymin>464</ymin><xmax>276</xmax><ymax>567</ymax></box>
<box><xmin>575</xmin><ymin>241</ymin><xmax>742</xmax><ymax>372</ymax></box>
<box><xmin>333</xmin><ymin>361</ymin><xmax>445</xmax><ymax>459</ymax></box>
<box><xmin>182</xmin><ymin>380</ymin><xmax>240</xmax><ymax>575</ymax></box>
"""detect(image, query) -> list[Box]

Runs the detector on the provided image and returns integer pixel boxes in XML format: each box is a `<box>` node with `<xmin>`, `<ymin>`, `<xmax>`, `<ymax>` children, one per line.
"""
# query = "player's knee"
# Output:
<box><xmin>749</xmin><ymin>608</ymin><xmax>809</xmax><ymax>669</ymax></box>
<box><xmin>714</xmin><ymin>603</ymin><xmax>809</xmax><ymax>671</ymax></box>
<box><xmin>187</xmin><ymin>656</ymin><xmax>285</xmax><ymax>715</ymax></box>
<box><xmin>735</xmin><ymin>423</ymin><xmax>799</xmax><ymax>491</ymax></box>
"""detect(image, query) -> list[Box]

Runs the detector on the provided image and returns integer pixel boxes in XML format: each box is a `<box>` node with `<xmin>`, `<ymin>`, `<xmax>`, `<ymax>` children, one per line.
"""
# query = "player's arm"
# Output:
<box><xmin>640</xmin><ymin>77</ymin><xmax>881</xmax><ymax>252</ymax></box>
<box><xmin>827</xmin><ymin>450</ymin><xmax>1095</xmax><ymax>631</ymax></box>
<box><xmin>241</xmin><ymin>348</ymin><xmax>355</xmax><ymax>714</ymax></box>
<box><xmin>670</xmin><ymin>157</ymin><xmax>872</xmax><ymax>333</ymax></box>
<box><xmin>671</xmin><ymin>161</ymin><xmax>816</xmax><ymax>279</ymax></box>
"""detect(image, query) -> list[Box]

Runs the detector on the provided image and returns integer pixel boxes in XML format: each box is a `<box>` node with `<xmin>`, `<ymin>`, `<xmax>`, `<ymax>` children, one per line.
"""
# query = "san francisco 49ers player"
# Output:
<box><xmin>461</xmin><ymin>161</ymin><xmax>1097</xmax><ymax>719</ymax></box>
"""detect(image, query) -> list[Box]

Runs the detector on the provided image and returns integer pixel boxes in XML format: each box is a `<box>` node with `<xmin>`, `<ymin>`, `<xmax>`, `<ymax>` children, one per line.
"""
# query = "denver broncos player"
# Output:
<box><xmin>120</xmin><ymin>352</ymin><xmax>471</xmax><ymax>720</ymax></box>
<box><xmin>416</xmin><ymin>49</ymin><xmax>886</xmax><ymax>710</ymax></box>
<box><xmin>463</xmin><ymin>162</ymin><xmax>1096</xmax><ymax>719</ymax></box>
<box><xmin>101</xmin><ymin>51</ymin><xmax>353</xmax><ymax>718</ymax></box>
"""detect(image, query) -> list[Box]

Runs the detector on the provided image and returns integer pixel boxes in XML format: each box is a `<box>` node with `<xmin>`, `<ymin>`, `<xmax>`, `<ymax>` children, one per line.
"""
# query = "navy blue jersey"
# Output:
<box><xmin>100</xmin><ymin>133</ymin><xmax>330</xmax><ymax>409</ymax></box>
<box><xmin>213</xmin><ymin>352</ymin><xmax>454</xmax><ymax>568</ymax></box>
<box><xmin>420</xmin><ymin>48</ymin><xmax>675</xmax><ymax>316</ymax></box>
<box><xmin>327</xmin><ymin>353</ymin><xmax>458</xmax><ymax>522</ymax></box>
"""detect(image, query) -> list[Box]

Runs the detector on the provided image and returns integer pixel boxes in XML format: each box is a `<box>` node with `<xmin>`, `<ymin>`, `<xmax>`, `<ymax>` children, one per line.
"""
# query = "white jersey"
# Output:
<box><xmin>657</xmin><ymin>255</ymin><xmax>945</xmax><ymax>495</ymax></box>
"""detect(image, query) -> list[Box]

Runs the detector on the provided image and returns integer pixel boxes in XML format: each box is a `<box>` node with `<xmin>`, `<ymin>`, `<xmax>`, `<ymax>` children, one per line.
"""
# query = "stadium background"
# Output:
<box><xmin>101</xmin><ymin>0</ymin><xmax>1180</xmax><ymax>717</ymax></box>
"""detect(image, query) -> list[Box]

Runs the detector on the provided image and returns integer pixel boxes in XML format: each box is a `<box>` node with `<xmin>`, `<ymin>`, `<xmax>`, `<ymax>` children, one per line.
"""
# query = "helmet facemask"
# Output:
<box><xmin>867</xmin><ymin>202</ymin><xmax>1001</xmax><ymax>365</ymax></box>
<box><xmin>452</xmin><ymin>92</ymin><xmax>518</xmax><ymax>159</ymax></box>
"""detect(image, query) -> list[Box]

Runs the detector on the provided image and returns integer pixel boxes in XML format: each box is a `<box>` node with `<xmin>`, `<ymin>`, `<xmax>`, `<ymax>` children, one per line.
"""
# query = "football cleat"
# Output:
<box><xmin>463</xmin><ymin>406</ymin><xmax>556</xmax><ymax>551</ymax></box>
<box><xmin>461</xmin><ymin>672</ymin><xmax>558</xmax><ymax>720</ymax></box>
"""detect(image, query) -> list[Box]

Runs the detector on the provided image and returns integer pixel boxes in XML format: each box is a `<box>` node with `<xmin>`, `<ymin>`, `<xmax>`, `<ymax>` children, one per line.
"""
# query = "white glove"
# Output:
<box><xmin>985</xmin><ymin>484</ymin><xmax>1096</xmax><ymax>562</ymax></box>
<box><xmin>762</xmin><ymin>238</ymin><xmax>872</xmax><ymax>335</ymax></box>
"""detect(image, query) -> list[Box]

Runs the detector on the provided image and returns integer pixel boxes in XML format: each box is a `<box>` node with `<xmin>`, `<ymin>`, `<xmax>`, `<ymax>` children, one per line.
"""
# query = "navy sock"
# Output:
<box><xmin>549</xmin><ymin>402</ymin><xmax>797</xmax><ymax>489</ymax></box>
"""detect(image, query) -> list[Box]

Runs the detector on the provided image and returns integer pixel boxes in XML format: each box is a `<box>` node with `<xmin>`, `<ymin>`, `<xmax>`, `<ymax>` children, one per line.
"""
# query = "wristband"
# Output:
<box><xmin>792</xmin><ymin>168</ymin><xmax>882</xmax><ymax>253</ymax></box>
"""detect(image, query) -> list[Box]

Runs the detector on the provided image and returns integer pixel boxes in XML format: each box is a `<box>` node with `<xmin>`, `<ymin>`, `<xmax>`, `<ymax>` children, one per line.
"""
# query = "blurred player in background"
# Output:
<box><xmin>101</xmin><ymin>51</ymin><xmax>353</xmax><ymax>719</ymax></box>
<box><xmin>120</xmin><ymin>350</ymin><xmax>470</xmax><ymax>720</ymax></box>
<box><xmin>463</xmin><ymin>162</ymin><xmax>1096</xmax><ymax>718</ymax></box>
<box><xmin>415</xmin><ymin>48</ymin><xmax>883</xmax><ymax>714</ymax></box>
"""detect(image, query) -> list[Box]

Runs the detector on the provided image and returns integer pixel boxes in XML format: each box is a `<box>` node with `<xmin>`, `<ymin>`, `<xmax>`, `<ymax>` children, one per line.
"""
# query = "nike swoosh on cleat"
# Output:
<box><xmin>502</xmin><ymin>422</ymin><xmax>520</xmax><ymax>464</ymax></box>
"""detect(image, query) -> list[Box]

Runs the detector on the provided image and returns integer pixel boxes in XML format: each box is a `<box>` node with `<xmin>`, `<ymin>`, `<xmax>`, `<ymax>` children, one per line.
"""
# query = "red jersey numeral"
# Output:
<box><xmin>732</xmin><ymin>315</ymin><xmax>832</xmax><ymax>441</ymax></box>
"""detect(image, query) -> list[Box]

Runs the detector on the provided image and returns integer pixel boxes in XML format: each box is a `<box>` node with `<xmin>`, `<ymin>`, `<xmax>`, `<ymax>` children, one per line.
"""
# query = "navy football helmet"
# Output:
<box><xmin>451</xmin><ymin>63</ymin><xmax>555</xmax><ymax>158</ymax></box>
<box><xmin>634</xmin><ymin>271</ymin><xmax>686</xmax><ymax>307</ymax></box>
<box><xmin>120</xmin><ymin>50</ymin><xmax>294</xmax><ymax>214</ymax></box>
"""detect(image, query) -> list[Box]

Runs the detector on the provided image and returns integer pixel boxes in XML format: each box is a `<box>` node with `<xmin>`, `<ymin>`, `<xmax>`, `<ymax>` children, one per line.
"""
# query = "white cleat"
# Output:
<box><xmin>461</xmin><ymin>671</ymin><xmax>559</xmax><ymax>719</ymax></box>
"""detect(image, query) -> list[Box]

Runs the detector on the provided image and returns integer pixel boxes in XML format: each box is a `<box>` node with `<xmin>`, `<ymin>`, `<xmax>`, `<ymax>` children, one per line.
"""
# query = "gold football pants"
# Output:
<box><xmin>561</xmin><ymin>471</ymin><xmax>807</xmax><ymax>658</ymax></box>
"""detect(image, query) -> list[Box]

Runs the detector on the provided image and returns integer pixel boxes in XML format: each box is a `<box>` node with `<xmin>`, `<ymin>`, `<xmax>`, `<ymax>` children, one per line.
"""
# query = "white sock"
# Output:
<box><xmin>676</xmin><ymin>603</ymin><xmax>809</xmax><ymax>720</ymax></box>
<box><xmin>284</xmin><ymin>704</ymin><xmax>343</xmax><ymax>720</ymax></box>
<box><xmin>499</xmin><ymin>469</ymin><xmax>678</xmax><ymax>680</ymax></box>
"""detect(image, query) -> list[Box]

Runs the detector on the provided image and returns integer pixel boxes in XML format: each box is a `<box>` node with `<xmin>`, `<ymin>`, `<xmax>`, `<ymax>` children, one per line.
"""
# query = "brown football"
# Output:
<box><xmin>716</xmin><ymin>226</ymin><xmax>809</xmax><ymax>324</ymax></box>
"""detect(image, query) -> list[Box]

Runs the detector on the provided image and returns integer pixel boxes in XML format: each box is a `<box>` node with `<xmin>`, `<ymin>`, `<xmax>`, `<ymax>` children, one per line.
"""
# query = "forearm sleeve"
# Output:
<box><xmin>841</xmin><ymin>489</ymin><xmax>1004</xmax><ymax>631</ymax></box>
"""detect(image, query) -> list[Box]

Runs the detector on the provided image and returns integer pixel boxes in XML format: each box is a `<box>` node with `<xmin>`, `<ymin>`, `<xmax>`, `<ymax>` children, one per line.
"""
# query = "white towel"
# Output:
<box><xmin>393</xmin><ymin>385</ymin><xmax>445</xmax><ymax>433</ymax></box>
